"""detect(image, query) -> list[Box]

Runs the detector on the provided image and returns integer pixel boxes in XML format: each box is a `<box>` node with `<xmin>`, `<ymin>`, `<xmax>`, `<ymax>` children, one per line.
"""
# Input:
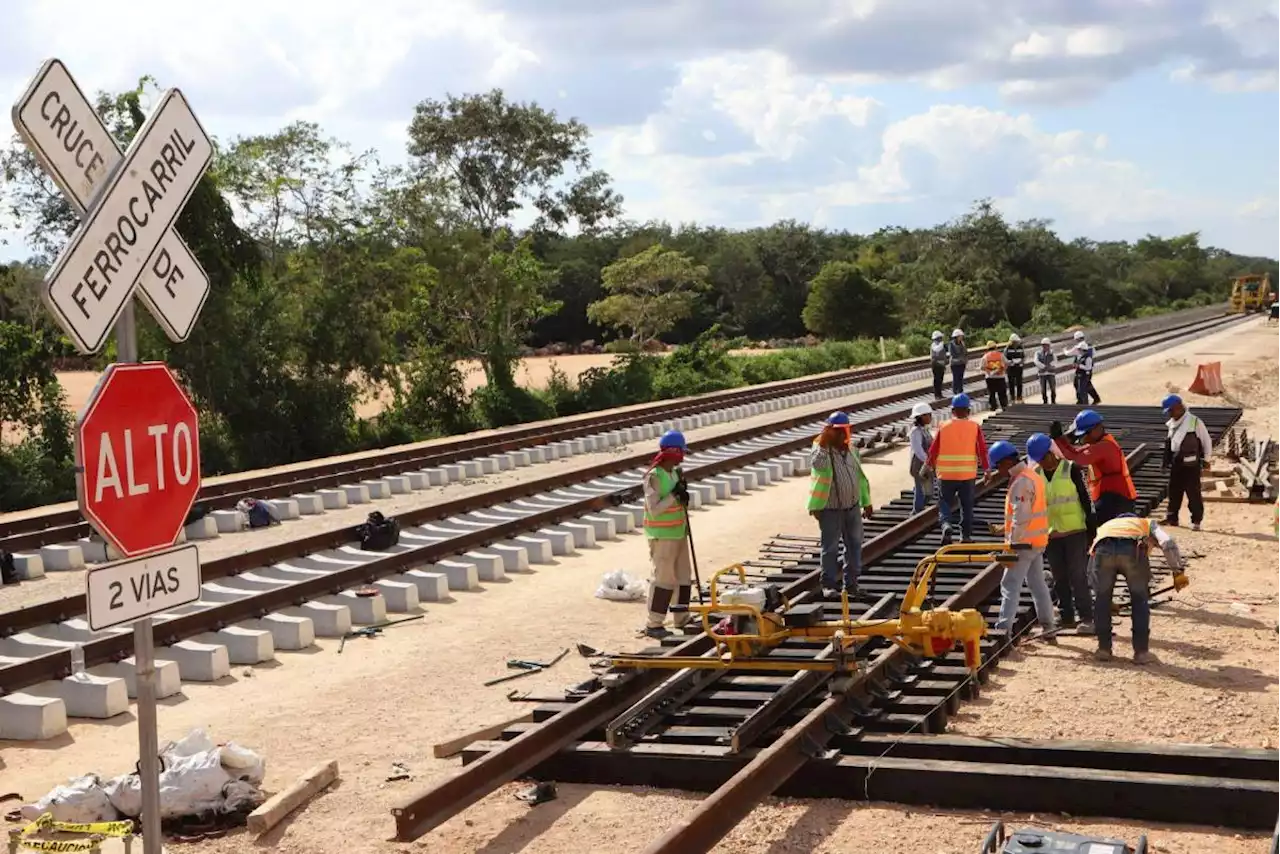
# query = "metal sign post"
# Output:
<box><xmin>12</xmin><ymin>59</ymin><xmax>213</xmax><ymax>854</ymax></box>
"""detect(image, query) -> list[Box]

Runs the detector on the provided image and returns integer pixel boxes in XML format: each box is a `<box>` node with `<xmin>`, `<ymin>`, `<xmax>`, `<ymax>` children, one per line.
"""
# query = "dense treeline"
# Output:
<box><xmin>0</xmin><ymin>80</ymin><xmax>1274</xmax><ymax>511</ymax></box>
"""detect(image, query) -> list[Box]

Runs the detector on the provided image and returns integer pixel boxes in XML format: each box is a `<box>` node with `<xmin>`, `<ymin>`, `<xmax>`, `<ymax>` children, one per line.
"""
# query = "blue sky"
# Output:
<box><xmin>1</xmin><ymin>0</ymin><xmax>1276</xmax><ymax>260</ymax></box>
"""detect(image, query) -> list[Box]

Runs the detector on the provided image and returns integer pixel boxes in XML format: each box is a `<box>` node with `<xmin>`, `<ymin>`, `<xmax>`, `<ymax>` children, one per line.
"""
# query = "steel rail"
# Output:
<box><xmin>1</xmin><ymin>314</ymin><xmax>1246</xmax><ymax>710</ymax></box>
<box><xmin>0</xmin><ymin>306</ymin><xmax>1231</xmax><ymax>549</ymax></box>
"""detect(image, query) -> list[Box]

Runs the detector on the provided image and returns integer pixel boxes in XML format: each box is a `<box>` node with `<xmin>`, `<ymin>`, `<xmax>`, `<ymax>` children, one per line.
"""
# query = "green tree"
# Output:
<box><xmin>588</xmin><ymin>245</ymin><xmax>708</xmax><ymax>345</ymax></box>
<box><xmin>801</xmin><ymin>260</ymin><xmax>900</xmax><ymax>339</ymax></box>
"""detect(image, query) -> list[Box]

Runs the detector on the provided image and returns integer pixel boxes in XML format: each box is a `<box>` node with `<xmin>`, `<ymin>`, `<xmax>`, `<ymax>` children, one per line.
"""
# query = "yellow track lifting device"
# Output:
<box><xmin>609</xmin><ymin>544</ymin><xmax>1021</xmax><ymax>675</ymax></box>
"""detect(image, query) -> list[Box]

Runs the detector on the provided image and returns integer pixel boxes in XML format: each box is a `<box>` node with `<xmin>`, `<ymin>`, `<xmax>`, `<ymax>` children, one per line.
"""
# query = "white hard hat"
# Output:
<box><xmin>1040</xmin><ymin>337</ymin><xmax>1051</xmax><ymax>345</ymax></box>
<box><xmin>1073</xmin><ymin>330</ymin><xmax>1085</xmax><ymax>340</ymax></box>
<box><xmin>911</xmin><ymin>402</ymin><xmax>932</xmax><ymax>418</ymax></box>
<box><xmin>1009</xmin><ymin>333</ymin><xmax>1021</xmax><ymax>343</ymax></box>
<box><xmin>951</xmin><ymin>328</ymin><xmax>964</xmax><ymax>338</ymax></box>
<box><xmin>931</xmin><ymin>330</ymin><xmax>943</xmax><ymax>340</ymax></box>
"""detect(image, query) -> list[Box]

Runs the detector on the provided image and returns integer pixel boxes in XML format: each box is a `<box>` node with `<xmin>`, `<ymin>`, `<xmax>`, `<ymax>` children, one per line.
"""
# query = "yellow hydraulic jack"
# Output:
<box><xmin>609</xmin><ymin>544</ymin><xmax>1020</xmax><ymax>676</ymax></box>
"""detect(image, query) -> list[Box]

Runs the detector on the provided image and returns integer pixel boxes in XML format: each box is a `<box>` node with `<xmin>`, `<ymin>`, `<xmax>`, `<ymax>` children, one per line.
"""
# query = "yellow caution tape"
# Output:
<box><xmin>18</xmin><ymin>838</ymin><xmax>99</xmax><ymax>853</ymax></box>
<box><xmin>14</xmin><ymin>812</ymin><xmax>135</xmax><ymax>852</ymax></box>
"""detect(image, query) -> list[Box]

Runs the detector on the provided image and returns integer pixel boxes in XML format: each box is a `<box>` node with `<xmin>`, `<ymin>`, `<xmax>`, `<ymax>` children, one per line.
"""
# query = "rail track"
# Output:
<box><xmin>0</xmin><ymin>304</ymin><xmax>1229</xmax><ymax>560</ymax></box>
<box><xmin>0</xmin><ymin>311</ymin><xmax>1252</xmax><ymax>742</ymax></box>
<box><xmin>395</xmin><ymin>404</ymin><xmax>1279</xmax><ymax>849</ymax></box>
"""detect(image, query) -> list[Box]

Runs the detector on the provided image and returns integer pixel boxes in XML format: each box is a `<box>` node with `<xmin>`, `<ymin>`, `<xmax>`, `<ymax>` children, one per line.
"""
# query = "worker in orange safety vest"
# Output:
<box><xmin>925</xmin><ymin>393</ymin><xmax>990</xmax><ymax>544</ymax></box>
<box><xmin>986</xmin><ymin>440</ymin><xmax>1056</xmax><ymax>642</ymax></box>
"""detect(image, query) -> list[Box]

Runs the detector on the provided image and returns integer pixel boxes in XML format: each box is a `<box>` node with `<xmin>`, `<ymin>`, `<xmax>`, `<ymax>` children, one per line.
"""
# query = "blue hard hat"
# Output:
<box><xmin>988</xmin><ymin>440</ymin><xmax>1019</xmax><ymax>466</ymax></box>
<box><xmin>826</xmin><ymin>411</ymin><xmax>851</xmax><ymax>426</ymax></box>
<box><xmin>659</xmin><ymin>430</ymin><xmax>687</xmax><ymax>451</ymax></box>
<box><xmin>1026</xmin><ymin>433</ymin><xmax>1052</xmax><ymax>463</ymax></box>
<box><xmin>951</xmin><ymin>393</ymin><xmax>972</xmax><ymax>409</ymax></box>
<box><xmin>1072</xmin><ymin>409</ymin><xmax>1104</xmax><ymax>435</ymax></box>
<box><xmin>1161</xmin><ymin>394</ymin><xmax>1183</xmax><ymax>415</ymax></box>
<box><xmin>1115</xmin><ymin>512</ymin><xmax>1138</xmax><ymax>519</ymax></box>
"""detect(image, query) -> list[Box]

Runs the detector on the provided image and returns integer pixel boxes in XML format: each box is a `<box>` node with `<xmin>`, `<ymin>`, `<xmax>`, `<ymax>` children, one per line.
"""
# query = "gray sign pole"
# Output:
<box><xmin>115</xmin><ymin>305</ymin><xmax>163</xmax><ymax>854</ymax></box>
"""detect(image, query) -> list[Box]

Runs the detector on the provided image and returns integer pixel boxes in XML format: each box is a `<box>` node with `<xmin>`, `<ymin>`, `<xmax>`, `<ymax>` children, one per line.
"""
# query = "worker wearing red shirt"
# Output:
<box><xmin>1050</xmin><ymin>409</ymin><xmax>1136</xmax><ymax>524</ymax></box>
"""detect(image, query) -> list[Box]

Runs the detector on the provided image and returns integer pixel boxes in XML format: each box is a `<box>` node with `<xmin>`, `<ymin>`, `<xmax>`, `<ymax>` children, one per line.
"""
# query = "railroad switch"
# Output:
<box><xmin>981</xmin><ymin>822</ymin><xmax>1147</xmax><ymax>853</ymax></box>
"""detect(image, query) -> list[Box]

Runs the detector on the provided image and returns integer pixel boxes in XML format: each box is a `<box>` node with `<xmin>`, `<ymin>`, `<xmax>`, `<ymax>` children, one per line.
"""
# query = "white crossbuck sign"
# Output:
<box><xmin>12</xmin><ymin>59</ymin><xmax>214</xmax><ymax>353</ymax></box>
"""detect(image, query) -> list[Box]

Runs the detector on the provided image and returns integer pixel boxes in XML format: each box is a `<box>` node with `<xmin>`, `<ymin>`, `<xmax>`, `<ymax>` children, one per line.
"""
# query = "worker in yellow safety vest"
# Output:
<box><xmin>987</xmin><ymin>440</ymin><xmax>1057</xmax><ymax>642</ymax></box>
<box><xmin>1089</xmin><ymin>514</ymin><xmax>1183</xmax><ymax>664</ymax></box>
<box><xmin>1026</xmin><ymin>432</ymin><xmax>1096</xmax><ymax>635</ymax></box>
<box><xmin>925</xmin><ymin>394</ymin><xmax>990</xmax><ymax>544</ymax></box>
<box><xmin>642</xmin><ymin>430</ymin><xmax>694</xmax><ymax>639</ymax></box>
<box><xmin>807</xmin><ymin>411</ymin><xmax>873</xmax><ymax>599</ymax></box>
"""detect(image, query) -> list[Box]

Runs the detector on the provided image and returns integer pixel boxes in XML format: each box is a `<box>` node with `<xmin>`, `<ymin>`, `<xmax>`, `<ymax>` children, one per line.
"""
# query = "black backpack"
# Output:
<box><xmin>0</xmin><ymin>550</ymin><xmax>18</xmax><ymax>585</ymax></box>
<box><xmin>357</xmin><ymin>511</ymin><xmax>400</xmax><ymax>551</ymax></box>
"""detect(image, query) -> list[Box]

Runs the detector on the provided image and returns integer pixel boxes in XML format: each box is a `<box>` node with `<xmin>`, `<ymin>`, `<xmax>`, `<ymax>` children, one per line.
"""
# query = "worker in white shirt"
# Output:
<box><xmin>929</xmin><ymin>331</ymin><xmax>948</xmax><ymax>398</ymax></box>
<box><xmin>1067</xmin><ymin>331</ymin><xmax>1100</xmax><ymax>405</ymax></box>
<box><xmin>908</xmin><ymin>402</ymin><xmax>935</xmax><ymax>513</ymax></box>
<box><xmin>1160</xmin><ymin>394</ymin><xmax>1213</xmax><ymax>531</ymax></box>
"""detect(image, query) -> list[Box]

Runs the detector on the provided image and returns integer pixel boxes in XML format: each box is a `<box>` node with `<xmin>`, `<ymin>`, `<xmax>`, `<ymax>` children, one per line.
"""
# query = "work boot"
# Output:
<box><xmin>1161</xmin><ymin>518</ymin><xmax>1179</xmax><ymax>527</ymax></box>
<box><xmin>821</xmin><ymin>588</ymin><xmax>840</xmax><ymax>601</ymax></box>
<box><xmin>642</xmin><ymin>626</ymin><xmax>671</xmax><ymax>639</ymax></box>
<box><xmin>1133</xmin><ymin>650</ymin><xmax>1155</xmax><ymax>664</ymax></box>
<box><xmin>1191</xmin><ymin>522</ymin><xmax>1202</xmax><ymax>532</ymax></box>
<box><xmin>940</xmin><ymin>527</ymin><xmax>954</xmax><ymax>546</ymax></box>
<box><xmin>1093</xmin><ymin>647</ymin><xmax>1113</xmax><ymax>662</ymax></box>
<box><xmin>1077</xmin><ymin>621</ymin><xmax>1095</xmax><ymax>636</ymax></box>
<box><xmin>1059</xmin><ymin>617</ymin><xmax>1079</xmax><ymax>630</ymax></box>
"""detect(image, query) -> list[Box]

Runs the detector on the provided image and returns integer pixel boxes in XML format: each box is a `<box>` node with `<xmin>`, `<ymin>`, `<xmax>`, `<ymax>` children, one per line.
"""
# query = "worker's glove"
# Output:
<box><xmin>1049</xmin><ymin>420</ymin><xmax>1065</xmax><ymax>440</ymax></box>
<box><xmin>672</xmin><ymin>482</ymin><xmax>691</xmax><ymax>506</ymax></box>
<box><xmin>861</xmin><ymin>506</ymin><xmax>874</xmax><ymax>520</ymax></box>
<box><xmin>919</xmin><ymin>465</ymin><xmax>933</xmax><ymax>481</ymax></box>
<box><xmin>1200</xmin><ymin>459</ymin><xmax>1210</xmax><ymax>471</ymax></box>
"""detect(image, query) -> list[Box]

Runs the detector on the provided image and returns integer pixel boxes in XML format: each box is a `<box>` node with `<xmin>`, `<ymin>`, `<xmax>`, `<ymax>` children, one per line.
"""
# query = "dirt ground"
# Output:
<box><xmin>2</xmin><ymin>319</ymin><xmax>1274</xmax><ymax>853</ymax></box>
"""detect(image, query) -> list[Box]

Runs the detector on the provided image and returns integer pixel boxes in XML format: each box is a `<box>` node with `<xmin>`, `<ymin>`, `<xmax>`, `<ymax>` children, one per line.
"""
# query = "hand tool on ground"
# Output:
<box><xmin>608</xmin><ymin>543</ymin><xmax>1013</xmax><ymax>676</ymax></box>
<box><xmin>483</xmin><ymin>648</ymin><xmax>570</xmax><ymax>687</ymax></box>
<box><xmin>336</xmin><ymin>614</ymin><xmax>424</xmax><ymax>653</ymax></box>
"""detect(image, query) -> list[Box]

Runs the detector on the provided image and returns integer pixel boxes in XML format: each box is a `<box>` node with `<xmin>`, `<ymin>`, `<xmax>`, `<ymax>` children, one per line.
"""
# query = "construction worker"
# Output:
<box><xmin>808</xmin><ymin>412</ymin><xmax>873</xmax><ymax>599</ymax></box>
<box><xmin>1161</xmin><ymin>394</ymin><xmax>1213</xmax><ymax>531</ymax></box>
<box><xmin>925</xmin><ymin>393</ymin><xmax>990</xmax><ymax>544</ymax></box>
<box><xmin>986</xmin><ymin>440</ymin><xmax>1056</xmax><ymax>641</ymax></box>
<box><xmin>1068</xmin><ymin>331</ymin><xmax>1101</xmax><ymax>405</ymax></box>
<box><xmin>1027</xmin><ymin>432</ymin><xmax>1095</xmax><ymax>634</ymax></box>
<box><xmin>1033</xmin><ymin>337</ymin><xmax>1056</xmax><ymax>404</ymax></box>
<box><xmin>642</xmin><ymin>430</ymin><xmax>693</xmax><ymax>638</ymax></box>
<box><xmin>1051</xmin><ymin>410</ymin><xmax>1137</xmax><ymax>524</ymax></box>
<box><xmin>1004</xmin><ymin>333</ymin><xmax>1026</xmax><ymax>403</ymax></box>
<box><xmin>1089</xmin><ymin>513</ymin><xmax>1185</xmax><ymax>664</ymax></box>
<box><xmin>948</xmin><ymin>329</ymin><xmax>967</xmax><ymax>395</ymax></box>
<box><xmin>908</xmin><ymin>402</ymin><xmax>934</xmax><ymax>513</ymax></box>
<box><xmin>929</xmin><ymin>331</ymin><xmax>948</xmax><ymax>398</ymax></box>
<box><xmin>980</xmin><ymin>340</ymin><xmax>1009</xmax><ymax>411</ymax></box>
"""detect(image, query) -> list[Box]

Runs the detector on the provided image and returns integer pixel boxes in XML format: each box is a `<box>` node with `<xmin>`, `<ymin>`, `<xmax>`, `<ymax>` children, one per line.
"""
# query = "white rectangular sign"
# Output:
<box><xmin>39</xmin><ymin>87</ymin><xmax>213</xmax><ymax>354</ymax></box>
<box><xmin>12</xmin><ymin>60</ymin><xmax>212</xmax><ymax>343</ymax></box>
<box><xmin>86</xmin><ymin>543</ymin><xmax>202</xmax><ymax>631</ymax></box>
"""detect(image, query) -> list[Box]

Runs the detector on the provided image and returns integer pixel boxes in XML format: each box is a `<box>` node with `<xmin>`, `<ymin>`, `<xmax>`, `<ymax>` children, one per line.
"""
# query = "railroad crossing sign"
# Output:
<box><xmin>11</xmin><ymin>59</ymin><xmax>214</xmax><ymax>352</ymax></box>
<box><xmin>75</xmin><ymin>362</ymin><xmax>202</xmax><ymax>557</ymax></box>
<box><xmin>86</xmin><ymin>543</ymin><xmax>201</xmax><ymax>631</ymax></box>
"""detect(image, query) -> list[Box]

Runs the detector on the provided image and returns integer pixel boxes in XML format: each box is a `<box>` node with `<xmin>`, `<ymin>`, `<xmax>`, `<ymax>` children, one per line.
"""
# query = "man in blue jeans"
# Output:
<box><xmin>1089</xmin><ymin>514</ymin><xmax>1185</xmax><ymax>664</ymax></box>
<box><xmin>807</xmin><ymin>412</ymin><xmax>874</xmax><ymax>599</ymax></box>
<box><xmin>925</xmin><ymin>394</ymin><xmax>990</xmax><ymax>544</ymax></box>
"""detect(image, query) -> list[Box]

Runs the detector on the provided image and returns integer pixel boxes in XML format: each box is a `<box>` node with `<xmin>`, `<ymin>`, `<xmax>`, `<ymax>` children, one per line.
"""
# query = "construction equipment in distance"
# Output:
<box><xmin>609</xmin><ymin>543</ymin><xmax>1013</xmax><ymax>676</ymax></box>
<box><xmin>1229</xmin><ymin>273</ymin><xmax>1272</xmax><ymax>313</ymax></box>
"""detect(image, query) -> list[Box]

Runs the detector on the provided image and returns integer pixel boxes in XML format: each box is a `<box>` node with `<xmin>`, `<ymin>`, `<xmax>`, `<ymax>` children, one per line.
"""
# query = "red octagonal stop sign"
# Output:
<box><xmin>75</xmin><ymin>362</ymin><xmax>202</xmax><ymax>558</ymax></box>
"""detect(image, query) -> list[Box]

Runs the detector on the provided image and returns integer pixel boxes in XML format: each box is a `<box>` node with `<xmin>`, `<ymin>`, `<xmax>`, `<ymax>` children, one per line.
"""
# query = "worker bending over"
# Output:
<box><xmin>1027</xmin><ymin>433</ymin><xmax>1095</xmax><ymax>634</ymax></box>
<box><xmin>808</xmin><ymin>412</ymin><xmax>873</xmax><ymax>599</ymax></box>
<box><xmin>948</xmin><ymin>329</ymin><xmax>968</xmax><ymax>395</ymax></box>
<box><xmin>908</xmin><ymin>402</ymin><xmax>935</xmax><ymax>513</ymax></box>
<box><xmin>1068</xmin><ymin>331</ymin><xmax>1101</xmax><ymax>405</ymax></box>
<box><xmin>981</xmin><ymin>339</ymin><xmax>1009</xmax><ymax>411</ymax></box>
<box><xmin>1033</xmin><ymin>338</ymin><xmax>1056</xmax><ymax>404</ymax></box>
<box><xmin>987</xmin><ymin>441</ymin><xmax>1057</xmax><ymax>642</ymax></box>
<box><xmin>1004</xmin><ymin>334</ymin><xmax>1026</xmax><ymax>403</ymax></box>
<box><xmin>1090</xmin><ymin>514</ymin><xmax>1184</xmax><ymax>664</ymax></box>
<box><xmin>1161</xmin><ymin>394</ymin><xmax>1212</xmax><ymax>531</ymax></box>
<box><xmin>642</xmin><ymin>430</ymin><xmax>694</xmax><ymax>638</ymax></box>
<box><xmin>929</xmin><ymin>331</ymin><xmax>948</xmax><ymax>398</ymax></box>
<box><xmin>926</xmin><ymin>394</ymin><xmax>990</xmax><ymax>544</ymax></box>
<box><xmin>1051</xmin><ymin>409</ymin><xmax>1137</xmax><ymax>523</ymax></box>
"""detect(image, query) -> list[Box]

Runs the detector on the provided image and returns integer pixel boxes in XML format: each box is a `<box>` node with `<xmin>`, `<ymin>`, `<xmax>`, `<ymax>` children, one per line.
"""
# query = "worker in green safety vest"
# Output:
<box><xmin>1026</xmin><ymin>432</ymin><xmax>1095</xmax><ymax>635</ymax></box>
<box><xmin>641</xmin><ymin>430</ymin><xmax>694</xmax><ymax>638</ymax></box>
<box><xmin>808</xmin><ymin>411</ymin><xmax>873</xmax><ymax>600</ymax></box>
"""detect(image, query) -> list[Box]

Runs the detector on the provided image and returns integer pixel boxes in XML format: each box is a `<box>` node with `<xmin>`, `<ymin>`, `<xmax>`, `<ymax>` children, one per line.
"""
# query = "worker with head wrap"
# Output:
<box><xmin>641</xmin><ymin>430</ymin><xmax>694</xmax><ymax>638</ymax></box>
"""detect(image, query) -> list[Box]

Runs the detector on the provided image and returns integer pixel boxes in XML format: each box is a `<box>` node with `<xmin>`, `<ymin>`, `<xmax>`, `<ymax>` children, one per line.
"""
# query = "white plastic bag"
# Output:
<box><xmin>20</xmin><ymin>775</ymin><xmax>117</xmax><ymax>823</ymax></box>
<box><xmin>595</xmin><ymin>569</ymin><xmax>647</xmax><ymax>602</ymax></box>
